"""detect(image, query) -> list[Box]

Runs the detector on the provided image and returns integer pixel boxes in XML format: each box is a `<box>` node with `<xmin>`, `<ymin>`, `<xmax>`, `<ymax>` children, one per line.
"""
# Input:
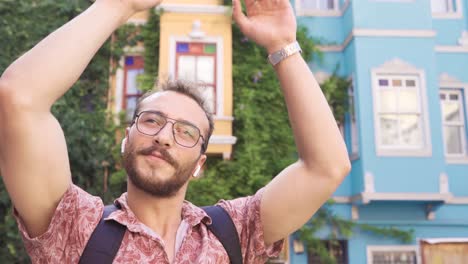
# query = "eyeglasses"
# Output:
<box><xmin>134</xmin><ymin>111</ymin><xmax>205</xmax><ymax>149</ymax></box>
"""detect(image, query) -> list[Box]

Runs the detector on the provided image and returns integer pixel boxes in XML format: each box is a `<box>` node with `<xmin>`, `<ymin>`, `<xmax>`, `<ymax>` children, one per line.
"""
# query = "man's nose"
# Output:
<box><xmin>152</xmin><ymin>122</ymin><xmax>174</xmax><ymax>148</ymax></box>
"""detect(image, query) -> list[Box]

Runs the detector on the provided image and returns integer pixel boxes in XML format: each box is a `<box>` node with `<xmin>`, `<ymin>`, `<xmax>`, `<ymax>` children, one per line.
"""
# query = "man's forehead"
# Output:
<box><xmin>139</xmin><ymin>91</ymin><xmax>209</xmax><ymax>129</ymax></box>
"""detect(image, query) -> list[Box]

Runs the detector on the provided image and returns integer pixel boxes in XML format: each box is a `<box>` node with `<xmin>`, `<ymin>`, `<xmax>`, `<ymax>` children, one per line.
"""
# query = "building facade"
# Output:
<box><xmin>107</xmin><ymin>0</ymin><xmax>468</xmax><ymax>263</ymax></box>
<box><xmin>108</xmin><ymin>0</ymin><xmax>236</xmax><ymax>159</ymax></box>
<box><xmin>290</xmin><ymin>0</ymin><xmax>468</xmax><ymax>263</ymax></box>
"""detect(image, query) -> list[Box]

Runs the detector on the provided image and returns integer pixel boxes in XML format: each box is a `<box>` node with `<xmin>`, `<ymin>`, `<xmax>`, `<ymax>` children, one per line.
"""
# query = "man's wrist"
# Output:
<box><xmin>95</xmin><ymin>0</ymin><xmax>135</xmax><ymax>26</ymax></box>
<box><xmin>267</xmin><ymin>41</ymin><xmax>302</xmax><ymax>67</ymax></box>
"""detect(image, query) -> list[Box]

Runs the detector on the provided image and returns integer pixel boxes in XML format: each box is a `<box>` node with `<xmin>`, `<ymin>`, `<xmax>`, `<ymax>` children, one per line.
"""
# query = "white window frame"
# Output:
<box><xmin>431</xmin><ymin>0</ymin><xmax>463</xmax><ymax>19</ymax></box>
<box><xmin>112</xmin><ymin>46</ymin><xmax>145</xmax><ymax>123</ymax></box>
<box><xmin>169</xmin><ymin>36</ymin><xmax>224</xmax><ymax>116</ymax></box>
<box><xmin>295</xmin><ymin>0</ymin><xmax>342</xmax><ymax>16</ymax></box>
<box><xmin>439</xmin><ymin>78</ymin><xmax>468</xmax><ymax>164</ymax></box>
<box><xmin>371</xmin><ymin>59</ymin><xmax>432</xmax><ymax>157</ymax></box>
<box><xmin>367</xmin><ymin>245</ymin><xmax>420</xmax><ymax>264</ymax></box>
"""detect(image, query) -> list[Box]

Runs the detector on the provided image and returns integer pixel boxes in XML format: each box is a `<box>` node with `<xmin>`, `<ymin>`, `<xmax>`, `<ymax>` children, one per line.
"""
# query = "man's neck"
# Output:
<box><xmin>126</xmin><ymin>182</ymin><xmax>187</xmax><ymax>238</ymax></box>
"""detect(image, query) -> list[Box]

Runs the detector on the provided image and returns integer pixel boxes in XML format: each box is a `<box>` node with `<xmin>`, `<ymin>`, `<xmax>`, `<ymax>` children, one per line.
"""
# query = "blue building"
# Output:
<box><xmin>289</xmin><ymin>0</ymin><xmax>468</xmax><ymax>263</ymax></box>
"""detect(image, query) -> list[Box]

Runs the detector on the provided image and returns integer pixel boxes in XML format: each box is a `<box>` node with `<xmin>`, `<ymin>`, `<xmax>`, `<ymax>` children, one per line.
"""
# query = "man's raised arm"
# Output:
<box><xmin>0</xmin><ymin>0</ymin><xmax>160</xmax><ymax>237</ymax></box>
<box><xmin>232</xmin><ymin>0</ymin><xmax>351</xmax><ymax>244</ymax></box>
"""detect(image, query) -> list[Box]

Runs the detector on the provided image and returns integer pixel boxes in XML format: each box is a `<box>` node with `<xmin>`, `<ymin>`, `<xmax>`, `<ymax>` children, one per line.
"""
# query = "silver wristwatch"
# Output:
<box><xmin>267</xmin><ymin>41</ymin><xmax>302</xmax><ymax>66</ymax></box>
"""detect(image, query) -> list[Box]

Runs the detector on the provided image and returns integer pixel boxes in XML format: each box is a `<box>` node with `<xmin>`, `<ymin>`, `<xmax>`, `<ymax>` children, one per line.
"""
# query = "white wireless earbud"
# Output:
<box><xmin>121</xmin><ymin>138</ymin><xmax>127</xmax><ymax>154</ymax></box>
<box><xmin>193</xmin><ymin>166</ymin><xmax>201</xmax><ymax>177</ymax></box>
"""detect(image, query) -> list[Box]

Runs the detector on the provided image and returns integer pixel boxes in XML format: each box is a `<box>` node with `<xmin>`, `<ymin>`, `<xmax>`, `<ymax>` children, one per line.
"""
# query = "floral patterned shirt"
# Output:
<box><xmin>14</xmin><ymin>184</ymin><xmax>284</xmax><ymax>263</ymax></box>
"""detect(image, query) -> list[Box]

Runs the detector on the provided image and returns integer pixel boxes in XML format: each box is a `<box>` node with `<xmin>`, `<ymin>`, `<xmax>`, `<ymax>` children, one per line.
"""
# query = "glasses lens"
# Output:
<box><xmin>137</xmin><ymin>112</ymin><xmax>166</xmax><ymax>135</ymax></box>
<box><xmin>173</xmin><ymin>122</ymin><xmax>200</xmax><ymax>147</ymax></box>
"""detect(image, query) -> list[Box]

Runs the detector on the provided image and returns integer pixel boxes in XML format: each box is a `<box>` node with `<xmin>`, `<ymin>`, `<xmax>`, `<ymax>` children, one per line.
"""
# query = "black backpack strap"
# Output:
<box><xmin>79</xmin><ymin>204</ymin><xmax>126</xmax><ymax>264</ymax></box>
<box><xmin>202</xmin><ymin>205</ymin><xmax>243</xmax><ymax>264</ymax></box>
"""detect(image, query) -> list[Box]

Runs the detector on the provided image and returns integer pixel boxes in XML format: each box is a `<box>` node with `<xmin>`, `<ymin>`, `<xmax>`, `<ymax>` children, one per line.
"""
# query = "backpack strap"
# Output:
<box><xmin>79</xmin><ymin>204</ymin><xmax>243</xmax><ymax>264</ymax></box>
<box><xmin>202</xmin><ymin>205</ymin><xmax>243</xmax><ymax>264</ymax></box>
<box><xmin>79</xmin><ymin>204</ymin><xmax>126</xmax><ymax>264</ymax></box>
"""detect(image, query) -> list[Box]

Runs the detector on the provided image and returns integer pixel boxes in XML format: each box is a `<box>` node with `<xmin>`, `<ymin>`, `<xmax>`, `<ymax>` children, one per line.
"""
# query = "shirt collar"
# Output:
<box><xmin>104</xmin><ymin>192</ymin><xmax>212</xmax><ymax>230</ymax></box>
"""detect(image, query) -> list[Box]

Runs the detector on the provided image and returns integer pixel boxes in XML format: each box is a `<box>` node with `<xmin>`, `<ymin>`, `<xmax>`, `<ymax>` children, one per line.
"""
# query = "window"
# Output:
<box><xmin>431</xmin><ymin>0</ymin><xmax>462</xmax><ymax>18</ymax></box>
<box><xmin>301</xmin><ymin>0</ymin><xmax>337</xmax><ymax>11</ymax></box>
<box><xmin>348</xmin><ymin>83</ymin><xmax>359</xmax><ymax>157</ymax></box>
<box><xmin>308</xmin><ymin>240</ymin><xmax>348</xmax><ymax>264</ymax></box>
<box><xmin>175</xmin><ymin>42</ymin><xmax>217</xmax><ymax>113</ymax></box>
<box><xmin>375</xmin><ymin>76</ymin><xmax>425</xmax><ymax>150</ymax></box>
<box><xmin>440</xmin><ymin>89</ymin><xmax>467</xmax><ymax>157</ymax></box>
<box><xmin>431</xmin><ymin>0</ymin><xmax>454</xmax><ymax>13</ymax></box>
<box><xmin>123</xmin><ymin>56</ymin><xmax>144</xmax><ymax>122</ymax></box>
<box><xmin>296</xmin><ymin>0</ymin><xmax>341</xmax><ymax>16</ymax></box>
<box><xmin>368</xmin><ymin>246</ymin><xmax>418</xmax><ymax>264</ymax></box>
<box><xmin>372</xmin><ymin>59</ymin><xmax>431</xmax><ymax>156</ymax></box>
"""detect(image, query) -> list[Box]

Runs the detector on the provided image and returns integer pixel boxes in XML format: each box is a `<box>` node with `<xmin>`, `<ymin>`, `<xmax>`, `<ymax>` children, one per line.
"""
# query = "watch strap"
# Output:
<box><xmin>267</xmin><ymin>41</ymin><xmax>302</xmax><ymax>66</ymax></box>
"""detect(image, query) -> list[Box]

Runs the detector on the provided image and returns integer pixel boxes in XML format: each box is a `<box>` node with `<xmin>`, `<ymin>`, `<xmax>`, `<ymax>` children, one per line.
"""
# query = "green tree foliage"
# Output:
<box><xmin>0</xmin><ymin>1</ymin><xmax>126</xmax><ymax>262</ymax></box>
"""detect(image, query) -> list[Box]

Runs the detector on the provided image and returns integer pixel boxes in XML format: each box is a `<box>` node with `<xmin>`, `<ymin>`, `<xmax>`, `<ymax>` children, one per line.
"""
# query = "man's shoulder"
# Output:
<box><xmin>13</xmin><ymin>183</ymin><xmax>106</xmax><ymax>263</ymax></box>
<box><xmin>215</xmin><ymin>188</ymin><xmax>264</xmax><ymax>216</ymax></box>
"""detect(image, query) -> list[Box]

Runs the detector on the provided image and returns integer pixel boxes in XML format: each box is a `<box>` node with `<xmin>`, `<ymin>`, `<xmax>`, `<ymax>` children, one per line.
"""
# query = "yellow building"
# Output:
<box><xmin>108</xmin><ymin>0</ymin><xmax>236</xmax><ymax>159</ymax></box>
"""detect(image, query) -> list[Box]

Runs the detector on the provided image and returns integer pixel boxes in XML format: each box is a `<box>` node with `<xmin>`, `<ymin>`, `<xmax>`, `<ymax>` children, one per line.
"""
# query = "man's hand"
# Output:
<box><xmin>232</xmin><ymin>0</ymin><xmax>297</xmax><ymax>54</ymax></box>
<box><xmin>99</xmin><ymin>0</ymin><xmax>163</xmax><ymax>23</ymax></box>
<box><xmin>120</xmin><ymin>0</ymin><xmax>163</xmax><ymax>11</ymax></box>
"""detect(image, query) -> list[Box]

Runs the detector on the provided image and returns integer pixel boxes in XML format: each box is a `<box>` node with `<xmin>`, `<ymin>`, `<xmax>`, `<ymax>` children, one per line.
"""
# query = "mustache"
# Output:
<box><xmin>137</xmin><ymin>145</ymin><xmax>178</xmax><ymax>168</ymax></box>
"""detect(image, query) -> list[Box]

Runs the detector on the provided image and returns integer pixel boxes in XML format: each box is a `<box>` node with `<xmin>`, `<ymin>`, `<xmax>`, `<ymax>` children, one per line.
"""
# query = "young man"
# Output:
<box><xmin>0</xmin><ymin>0</ymin><xmax>351</xmax><ymax>263</ymax></box>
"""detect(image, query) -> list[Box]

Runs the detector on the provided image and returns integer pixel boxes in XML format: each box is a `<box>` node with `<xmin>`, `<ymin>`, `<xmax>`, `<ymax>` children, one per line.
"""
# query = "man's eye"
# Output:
<box><xmin>144</xmin><ymin>118</ymin><xmax>163</xmax><ymax>125</ymax></box>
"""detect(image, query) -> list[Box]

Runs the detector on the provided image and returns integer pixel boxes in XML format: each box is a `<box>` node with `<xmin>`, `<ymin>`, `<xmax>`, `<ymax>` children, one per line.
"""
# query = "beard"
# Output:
<box><xmin>123</xmin><ymin>142</ymin><xmax>199</xmax><ymax>198</ymax></box>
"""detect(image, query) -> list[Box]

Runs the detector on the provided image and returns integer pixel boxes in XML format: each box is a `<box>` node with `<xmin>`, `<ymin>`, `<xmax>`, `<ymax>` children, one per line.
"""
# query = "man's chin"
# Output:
<box><xmin>131</xmin><ymin>177</ymin><xmax>187</xmax><ymax>198</ymax></box>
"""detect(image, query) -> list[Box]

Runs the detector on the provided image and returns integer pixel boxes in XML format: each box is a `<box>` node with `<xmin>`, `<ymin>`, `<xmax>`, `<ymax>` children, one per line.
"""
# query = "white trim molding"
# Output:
<box><xmin>214</xmin><ymin>116</ymin><xmax>234</xmax><ymax>121</ymax></box>
<box><xmin>447</xmin><ymin>197</ymin><xmax>468</xmax><ymax>204</ymax></box>
<box><xmin>435</xmin><ymin>45</ymin><xmax>468</xmax><ymax>53</ymax></box>
<box><xmin>113</xmin><ymin>57</ymin><xmax>125</xmax><ymax>115</ymax></box>
<box><xmin>168</xmin><ymin>35</ymin><xmax>225</xmax><ymax>116</ymax></box>
<box><xmin>367</xmin><ymin>245</ymin><xmax>420</xmax><ymax>264</ymax></box>
<box><xmin>459</xmin><ymin>31</ymin><xmax>468</xmax><ymax>46</ymax></box>
<box><xmin>209</xmin><ymin>135</ymin><xmax>237</xmax><ymax>145</ymax></box>
<box><xmin>351</xmin><ymin>205</ymin><xmax>359</xmax><ymax>220</ymax></box>
<box><xmin>318</xmin><ymin>29</ymin><xmax>436</xmax><ymax>52</ymax></box>
<box><xmin>439</xmin><ymin>72</ymin><xmax>462</xmax><ymax>84</ymax></box>
<box><xmin>439</xmin><ymin>173</ymin><xmax>449</xmax><ymax>194</ymax></box>
<box><xmin>333</xmin><ymin>194</ymin><xmax>468</xmax><ymax>204</ymax></box>
<box><xmin>364</xmin><ymin>172</ymin><xmax>375</xmax><ymax>193</ymax></box>
<box><xmin>157</xmin><ymin>4</ymin><xmax>231</xmax><ymax>14</ymax></box>
<box><xmin>371</xmin><ymin>59</ymin><xmax>432</xmax><ymax>157</ymax></box>
<box><xmin>354</xmin><ymin>29</ymin><xmax>436</xmax><ymax>38</ymax></box>
<box><xmin>331</xmin><ymin>196</ymin><xmax>351</xmax><ymax>203</ymax></box>
<box><xmin>361</xmin><ymin>192</ymin><xmax>452</xmax><ymax>204</ymax></box>
<box><xmin>422</xmin><ymin>237</ymin><xmax>468</xmax><ymax>244</ymax></box>
<box><xmin>434</xmin><ymin>31</ymin><xmax>468</xmax><ymax>53</ymax></box>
